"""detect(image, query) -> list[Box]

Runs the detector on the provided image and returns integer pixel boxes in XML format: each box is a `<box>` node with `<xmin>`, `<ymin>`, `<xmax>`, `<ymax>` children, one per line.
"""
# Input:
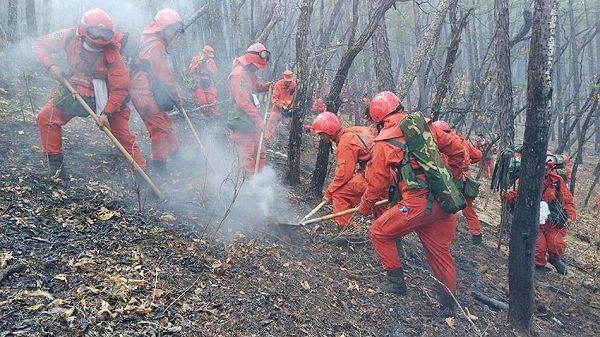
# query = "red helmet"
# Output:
<box><xmin>154</xmin><ymin>8</ymin><xmax>183</xmax><ymax>30</ymax></box>
<box><xmin>77</xmin><ymin>8</ymin><xmax>115</xmax><ymax>46</ymax></box>
<box><xmin>203</xmin><ymin>45</ymin><xmax>214</xmax><ymax>57</ymax></box>
<box><xmin>244</xmin><ymin>43</ymin><xmax>270</xmax><ymax>70</ymax></box>
<box><xmin>310</xmin><ymin>111</ymin><xmax>342</xmax><ymax>136</ymax></box>
<box><xmin>433</xmin><ymin>120</ymin><xmax>451</xmax><ymax>132</ymax></box>
<box><xmin>369</xmin><ymin>91</ymin><xmax>401</xmax><ymax>122</ymax></box>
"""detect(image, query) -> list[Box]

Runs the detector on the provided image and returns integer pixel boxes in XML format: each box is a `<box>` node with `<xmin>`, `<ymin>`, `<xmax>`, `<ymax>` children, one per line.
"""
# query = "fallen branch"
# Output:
<box><xmin>0</xmin><ymin>263</ymin><xmax>26</xmax><ymax>284</ymax></box>
<box><xmin>471</xmin><ymin>290</ymin><xmax>509</xmax><ymax>310</ymax></box>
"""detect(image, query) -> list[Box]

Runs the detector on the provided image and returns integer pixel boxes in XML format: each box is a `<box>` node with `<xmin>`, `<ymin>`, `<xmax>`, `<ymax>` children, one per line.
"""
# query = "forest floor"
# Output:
<box><xmin>0</xmin><ymin>76</ymin><xmax>599</xmax><ymax>337</ymax></box>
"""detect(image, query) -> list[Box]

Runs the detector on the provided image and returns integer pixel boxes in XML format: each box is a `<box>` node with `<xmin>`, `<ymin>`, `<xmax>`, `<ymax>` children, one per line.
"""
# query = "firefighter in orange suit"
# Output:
<box><xmin>227</xmin><ymin>43</ymin><xmax>273</xmax><ymax>176</ymax></box>
<box><xmin>434</xmin><ymin>120</ymin><xmax>484</xmax><ymax>245</ymax></box>
<box><xmin>33</xmin><ymin>8</ymin><xmax>146</xmax><ymax>181</ymax></box>
<box><xmin>507</xmin><ymin>154</ymin><xmax>576</xmax><ymax>275</ymax></box>
<box><xmin>309</xmin><ymin>112</ymin><xmax>386</xmax><ymax>228</ymax></box>
<box><xmin>265</xmin><ymin>70</ymin><xmax>296</xmax><ymax>141</ymax></box>
<box><xmin>129</xmin><ymin>8</ymin><xmax>184</xmax><ymax>174</ymax></box>
<box><xmin>357</xmin><ymin>91</ymin><xmax>467</xmax><ymax>317</ymax></box>
<box><xmin>189</xmin><ymin>45</ymin><xmax>219</xmax><ymax>118</ymax></box>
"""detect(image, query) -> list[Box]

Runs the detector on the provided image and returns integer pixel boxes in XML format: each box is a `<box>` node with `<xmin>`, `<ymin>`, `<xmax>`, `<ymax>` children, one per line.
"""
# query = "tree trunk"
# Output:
<box><xmin>7</xmin><ymin>0</ymin><xmax>18</xmax><ymax>43</ymax></box>
<box><xmin>370</xmin><ymin>1</ymin><xmax>394</xmax><ymax>92</ymax></box>
<box><xmin>430</xmin><ymin>4</ymin><xmax>471</xmax><ymax>121</ymax></box>
<box><xmin>508</xmin><ymin>0</ymin><xmax>557</xmax><ymax>333</ymax></box>
<box><xmin>25</xmin><ymin>0</ymin><xmax>37</xmax><ymax>37</ymax></box>
<box><xmin>495</xmin><ymin>0</ymin><xmax>514</xmax><ymax>151</ymax></box>
<box><xmin>396</xmin><ymin>0</ymin><xmax>457</xmax><ymax>101</ymax></box>
<box><xmin>310</xmin><ymin>0</ymin><xmax>397</xmax><ymax>196</ymax></box>
<box><xmin>285</xmin><ymin>0</ymin><xmax>315</xmax><ymax>185</ymax></box>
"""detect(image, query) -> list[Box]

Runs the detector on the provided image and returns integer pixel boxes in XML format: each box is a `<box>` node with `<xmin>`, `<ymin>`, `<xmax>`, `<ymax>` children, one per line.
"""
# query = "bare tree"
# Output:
<box><xmin>370</xmin><ymin>0</ymin><xmax>395</xmax><ymax>92</ymax></box>
<box><xmin>285</xmin><ymin>0</ymin><xmax>315</xmax><ymax>185</ymax></box>
<box><xmin>396</xmin><ymin>0</ymin><xmax>456</xmax><ymax>101</ymax></box>
<box><xmin>495</xmin><ymin>0</ymin><xmax>515</xmax><ymax>150</ymax></box>
<box><xmin>310</xmin><ymin>0</ymin><xmax>397</xmax><ymax>196</ymax></box>
<box><xmin>508</xmin><ymin>0</ymin><xmax>557</xmax><ymax>332</ymax></box>
<box><xmin>430</xmin><ymin>3</ymin><xmax>471</xmax><ymax>121</ymax></box>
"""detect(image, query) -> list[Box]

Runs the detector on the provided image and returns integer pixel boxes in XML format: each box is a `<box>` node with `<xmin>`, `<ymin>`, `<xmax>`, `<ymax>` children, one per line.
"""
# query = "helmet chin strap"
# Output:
<box><xmin>83</xmin><ymin>40</ymin><xmax>103</xmax><ymax>52</ymax></box>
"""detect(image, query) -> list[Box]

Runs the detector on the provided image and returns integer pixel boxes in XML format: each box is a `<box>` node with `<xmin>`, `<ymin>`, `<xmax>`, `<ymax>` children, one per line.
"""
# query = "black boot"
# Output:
<box><xmin>386</xmin><ymin>268</ymin><xmax>407</xmax><ymax>295</ymax></box>
<box><xmin>471</xmin><ymin>234</ymin><xmax>483</xmax><ymax>246</ymax></box>
<box><xmin>47</xmin><ymin>154</ymin><xmax>66</xmax><ymax>182</ymax></box>
<box><xmin>152</xmin><ymin>160</ymin><xmax>167</xmax><ymax>175</ymax></box>
<box><xmin>395</xmin><ymin>238</ymin><xmax>406</xmax><ymax>258</ymax></box>
<box><xmin>547</xmin><ymin>257</ymin><xmax>568</xmax><ymax>275</ymax></box>
<box><xmin>439</xmin><ymin>293</ymin><xmax>455</xmax><ymax>318</ymax></box>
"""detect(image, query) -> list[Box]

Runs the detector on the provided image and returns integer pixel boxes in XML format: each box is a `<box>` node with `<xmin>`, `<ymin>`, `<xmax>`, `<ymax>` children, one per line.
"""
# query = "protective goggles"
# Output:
<box><xmin>85</xmin><ymin>25</ymin><xmax>114</xmax><ymax>42</ymax></box>
<box><xmin>246</xmin><ymin>50</ymin><xmax>271</xmax><ymax>61</ymax></box>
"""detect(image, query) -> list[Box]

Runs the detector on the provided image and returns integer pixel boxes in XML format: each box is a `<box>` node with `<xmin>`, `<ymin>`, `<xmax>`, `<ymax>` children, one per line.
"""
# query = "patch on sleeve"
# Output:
<box><xmin>50</xmin><ymin>31</ymin><xmax>62</xmax><ymax>40</ymax></box>
<box><xmin>239</xmin><ymin>81</ymin><xmax>246</xmax><ymax>89</ymax></box>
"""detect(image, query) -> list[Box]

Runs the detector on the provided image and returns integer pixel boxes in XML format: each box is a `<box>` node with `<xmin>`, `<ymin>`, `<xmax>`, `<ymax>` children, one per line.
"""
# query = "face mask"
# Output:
<box><xmin>83</xmin><ymin>41</ymin><xmax>103</xmax><ymax>52</ymax></box>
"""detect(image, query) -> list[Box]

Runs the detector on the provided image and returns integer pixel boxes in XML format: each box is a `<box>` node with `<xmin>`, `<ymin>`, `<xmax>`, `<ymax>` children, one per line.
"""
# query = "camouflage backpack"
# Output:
<box><xmin>552</xmin><ymin>154</ymin><xmax>569</xmax><ymax>183</ymax></box>
<box><xmin>385</xmin><ymin>112</ymin><xmax>467</xmax><ymax>214</ymax></box>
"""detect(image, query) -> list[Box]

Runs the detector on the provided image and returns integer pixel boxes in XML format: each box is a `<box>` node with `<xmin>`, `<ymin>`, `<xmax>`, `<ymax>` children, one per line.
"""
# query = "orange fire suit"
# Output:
<box><xmin>189</xmin><ymin>52</ymin><xmax>219</xmax><ymax>116</ymax></box>
<box><xmin>476</xmin><ymin>138</ymin><xmax>495</xmax><ymax>178</ymax></box>
<box><xmin>359</xmin><ymin>113</ymin><xmax>467</xmax><ymax>295</ymax></box>
<box><xmin>507</xmin><ymin>171</ymin><xmax>576</xmax><ymax>267</ymax></box>
<box><xmin>129</xmin><ymin>31</ymin><xmax>181</xmax><ymax>162</ymax></box>
<box><xmin>227</xmin><ymin>57</ymin><xmax>270</xmax><ymax>175</ymax></box>
<box><xmin>458</xmin><ymin>134</ymin><xmax>483</xmax><ymax>236</ymax></box>
<box><xmin>325</xmin><ymin>126</ymin><xmax>386</xmax><ymax>227</ymax></box>
<box><xmin>33</xmin><ymin>28</ymin><xmax>146</xmax><ymax>170</ymax></box>
<box><xmin>265</xmin><ymin>79</ymin><xmax>296</xmax><ymax>140</ymax></box>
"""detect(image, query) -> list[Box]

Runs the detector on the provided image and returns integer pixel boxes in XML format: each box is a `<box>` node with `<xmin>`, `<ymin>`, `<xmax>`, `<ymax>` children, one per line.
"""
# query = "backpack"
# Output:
<box><xmin>552</xmin><ymin>154</ymin><xmax>569</xmax><ymax>183</ymax></box>
<box><xmin>385</xmin><ymin>112</ymin><xmax>467</xmax><ymax>214</ymax></box>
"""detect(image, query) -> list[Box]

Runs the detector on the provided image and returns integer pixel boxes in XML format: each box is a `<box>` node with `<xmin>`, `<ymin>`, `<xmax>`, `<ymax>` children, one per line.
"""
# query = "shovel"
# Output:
<box><xmin>60</xmin><ymin>78</ymin><xmax>165</xmax><ymax>200</ymax></box>
<box><xmin>300</xmin><ymin>200</ymin><xmax>328</xmax><ymax>223</ymax></box>
<box><xmin>279</xmin><ymin>199</ymin><xmax>389</xmax><ymax>227</ymax></box>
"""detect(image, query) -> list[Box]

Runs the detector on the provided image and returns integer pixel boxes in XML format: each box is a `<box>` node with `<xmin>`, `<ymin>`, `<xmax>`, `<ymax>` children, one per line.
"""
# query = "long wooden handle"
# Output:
<box><xmin>254</xmin><ymin>86</ymin><xmax>274</xmax><ymax>174</ymax></box>
<box><xmin>300</xmin><ymin>200</ymin><xmax>328</xmax><ymax>222</ymax></box>
<box><xmin>301</xmin><ymin>199</ymin><xmax>389</xmax><ymax>225</ymax></box>
<box><xmin>61</xmin><ymin>78</ymin><xmax>164</xmax><ymax>200</ymax></box>
<box><xmin>178</xmin><ymin>107</ymin><xmax>216</xmax><ymax>173</ymax></box>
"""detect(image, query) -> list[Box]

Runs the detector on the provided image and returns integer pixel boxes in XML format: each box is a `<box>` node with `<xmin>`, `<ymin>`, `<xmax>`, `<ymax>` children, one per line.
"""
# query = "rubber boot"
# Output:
<box><xmin>47</xmin><ymin>154</ymin><xmax>66</xmax><ymax>182</ymax></box>
<box><xmin>439</xmin><ymin>293</ymin><xmax>455</xmax><ymax>318</ymax></box>
<box><xmin>534</xmin><ymin>265</ymin><xmax>549</xmax><ymax>277</ymax></box>
<box><xmin>395</xmin><ymin>238</ymin><xmax>406</xmax><ymax>258</ymax></box>
<box><xmin>471</xmin><ymin>234</ymin><xmax>483</xmax><ymax>246</ymax></box>
<box><xmin>547</xmin><ymin>257</ymin><xmax>568</xmax><ymax>275</ymax></box>
<box><xmin>386</xmin><ymin>268</ymin><xmax>407</xmax><ymax>295</ymax></box>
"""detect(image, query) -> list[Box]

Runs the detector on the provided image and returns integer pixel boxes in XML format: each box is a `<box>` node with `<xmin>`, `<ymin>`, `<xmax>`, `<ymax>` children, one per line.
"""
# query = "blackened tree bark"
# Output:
<box><xmin>370</xmin><ymin>1</ymin><xmax>395</xmax><ymax>92</ymax></box>
<box><xmin>285</xmin><ymin>0</ymin><xmax>315</xmax><ymax>185</ymax></box>
<box><xmin>495</xmin><ymin>0</ymin><xmax>515</xmax><ymax>151</ymax></box>
<box><xmin>396</xmin><ymin>0</ymin><xmax>456</xmax><ymax>101</ymax></box>
<box><xmin>508</xmin><ymin>0</ymin><xmax>557</xmax><ymax>332</ymax></box>
<box><xmin>310</xmin><ymin>0</ymin><xmax>397</xmax><ymax>196</ymax></box>
<box><xmin>430</xmin><ymin>4</ymin><xmax>471</xmax><ymax>121</ymax></box>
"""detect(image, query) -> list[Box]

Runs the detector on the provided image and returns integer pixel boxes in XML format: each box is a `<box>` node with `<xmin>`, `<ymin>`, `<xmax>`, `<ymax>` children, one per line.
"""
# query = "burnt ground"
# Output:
<box><xmin>0</xmin><ymin>77</ymin><xmax>599</xmax><ymax>337</ymax></box>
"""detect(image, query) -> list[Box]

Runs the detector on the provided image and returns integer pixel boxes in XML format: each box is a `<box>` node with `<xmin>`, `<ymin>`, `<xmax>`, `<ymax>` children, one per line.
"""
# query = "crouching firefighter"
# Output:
<box><xmin>357</xmin><ymin>91</ymin><xmax>467</xmax><ymax>317</ymax></box>
<box><xmin>33</xmin><ymin>8</ymin><xmax>146</xmax><ymax>181</ymax></box>
<box><xmin>309</xmin><ymin>111</ymin><xmax>387</xmax><ymax>228</ymax></box>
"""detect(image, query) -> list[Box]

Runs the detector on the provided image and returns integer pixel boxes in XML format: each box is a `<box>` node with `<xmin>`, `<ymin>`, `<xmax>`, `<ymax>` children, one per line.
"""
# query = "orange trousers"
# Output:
<box><xmin>37</xmin><ymin>98</ymin><xmax>146</xmax><ymax>170</ymax></box>
<box><xmin>229</xmin><ymin>128</ymin><xmax>265</xmax><ymax>176</ymax></box>
<box><xmin>369</xmin><ymin>197</ymin><xmax>457</xmax><ymax>294</ymax></box>
<box><xmin>192</xmin><ymin>85</ymin><xmax>219</xmax><ymax>116</ymax></box>
<box><xmin>535</xmin><ymin>222</ymin><xmax>567</xmax><ymax>266</ymax></box>
<box><xmin>331</xmin><ymin>173</ymin><xmax>387</xmax><ymax>227</ymax></box>
<box><xmin>130</xmin><ymin>90</ymin><xmax>179</xmax><ymax>162</ymax></box>
<box><xmin>461</xmin><ymin>195</ymin><xmax>481</xmax><ymax>235</ymax></box>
